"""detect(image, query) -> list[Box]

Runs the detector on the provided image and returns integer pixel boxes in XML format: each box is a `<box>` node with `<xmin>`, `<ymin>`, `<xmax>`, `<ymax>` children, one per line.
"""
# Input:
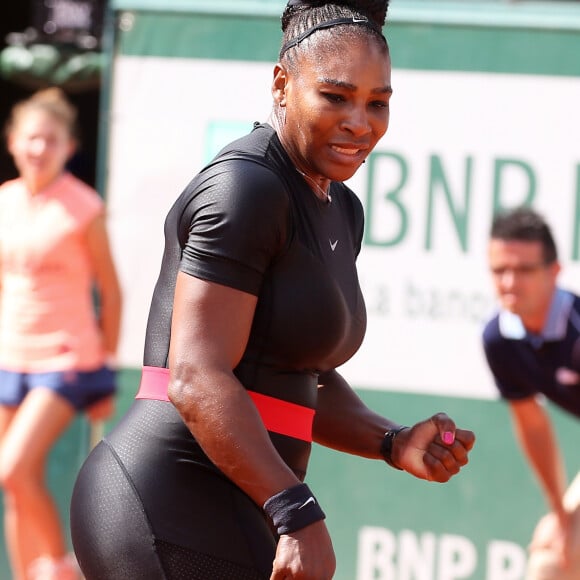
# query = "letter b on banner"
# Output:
<box><xmin>357</xmin><ymin>526</ymin><xmax>397</xmax><ymax>579</ymax></box>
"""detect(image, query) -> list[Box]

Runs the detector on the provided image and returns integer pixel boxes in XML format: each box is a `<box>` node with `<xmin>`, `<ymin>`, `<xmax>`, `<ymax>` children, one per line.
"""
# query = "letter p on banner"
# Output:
<box><xmin>437</xmin><ymin>534</ymin><xmax>477</xmax><ymax>580</ymax></box>
<box><xmin>486</xmin><ymin>540</ymin><xmax>526</xmax><ymax>580</ymax></box>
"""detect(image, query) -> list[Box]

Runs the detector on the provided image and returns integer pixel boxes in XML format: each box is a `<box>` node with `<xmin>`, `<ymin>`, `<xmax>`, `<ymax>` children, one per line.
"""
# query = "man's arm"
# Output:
<box><xmin>509</xmin><ymin>396</ymin><xmax>567</xmax><ymax>520</ymax></box>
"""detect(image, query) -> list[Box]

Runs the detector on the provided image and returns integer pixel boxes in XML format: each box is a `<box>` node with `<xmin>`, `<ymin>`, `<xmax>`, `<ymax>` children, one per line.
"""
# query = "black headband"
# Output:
<box><xmin>279</xmin><ymin>15</ymin><xmax>382</xmax><ymax>57</ymax></box>
<box><xmin>286</xmin><ymin>0</ymin><xmax>389</xmax><ymax>13</ymax></box>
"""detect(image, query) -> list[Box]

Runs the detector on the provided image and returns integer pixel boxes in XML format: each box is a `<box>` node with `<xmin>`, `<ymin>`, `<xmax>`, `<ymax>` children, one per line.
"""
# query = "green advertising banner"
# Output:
<box><xmin>73</xmin><ymin>2</ymin><xmax>580</xmax><ymax>579</ymax></box>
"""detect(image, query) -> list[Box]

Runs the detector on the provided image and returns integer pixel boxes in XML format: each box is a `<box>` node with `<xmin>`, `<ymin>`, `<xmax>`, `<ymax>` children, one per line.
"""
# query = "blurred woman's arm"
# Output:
<box><xmin>85</xmin><ymin>213</ymin><xmax>122</xmax><ymax>361</ymax></box>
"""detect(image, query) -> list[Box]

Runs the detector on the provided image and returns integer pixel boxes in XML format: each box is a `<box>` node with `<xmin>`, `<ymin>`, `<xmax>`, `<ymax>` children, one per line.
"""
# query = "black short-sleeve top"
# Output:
<box><xmin>482</xmin><ymin>288</ymin><xmax>580</xmax><ymax>418</ymax></box>
<box><xmin>144</xmin><ymin>123</ymin><xmax>367</xmax><ymax>410</ymax></box>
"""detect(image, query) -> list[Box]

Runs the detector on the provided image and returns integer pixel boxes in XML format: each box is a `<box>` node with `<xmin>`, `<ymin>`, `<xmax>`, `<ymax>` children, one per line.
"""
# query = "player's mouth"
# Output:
<box><xmin>332</xmin><ymin>145</ymin><xmax>360</xmax><ymax>155</ymax></box>
<box><xmin>329</xmin><ymin>144</ymin><xmax>369</xmax><ymax>165</ymax></box>
<box><xmin>331</xmin><ymin>143</ymin><xmax>369</xmax><ymax>155</ymax></box>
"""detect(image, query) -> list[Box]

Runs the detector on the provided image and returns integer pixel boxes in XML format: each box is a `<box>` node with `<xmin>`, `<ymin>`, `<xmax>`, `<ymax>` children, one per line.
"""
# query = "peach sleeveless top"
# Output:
<box><xmin>0</xmin><ymin>173</ymin><xmax>104</xmax><ymax>372</ymax></box>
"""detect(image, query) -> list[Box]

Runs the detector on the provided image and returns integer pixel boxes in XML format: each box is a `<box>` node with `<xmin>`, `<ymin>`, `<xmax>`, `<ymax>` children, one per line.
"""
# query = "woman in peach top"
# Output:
<box><xmin>0</xmin><ymin>88</ymin><xmax>122</xmax><ymax>580</ymax></box>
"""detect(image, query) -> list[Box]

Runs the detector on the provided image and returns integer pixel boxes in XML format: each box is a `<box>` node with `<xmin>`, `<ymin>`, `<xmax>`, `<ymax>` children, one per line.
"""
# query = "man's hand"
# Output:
<box><xmin>529</xmin><ymin>510</ymin><xmax>575</xmax><ymax>568</ymax></box>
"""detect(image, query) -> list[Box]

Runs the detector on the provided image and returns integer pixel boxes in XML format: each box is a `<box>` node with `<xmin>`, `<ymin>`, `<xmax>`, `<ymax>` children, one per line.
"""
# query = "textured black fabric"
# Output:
<box><xmin>145</xmin><ymin>123</ymin><xmax>366</xmax><ymax>377</ymax></box>
<box><xmin>71</xmin><ymin>403</ymin><xmax>278</xmax><ymax>578</ymax></box>
<box><xmin>155</xmin><ymin>540</ymin><xmax>267</xmax><ymax>580</ymax></box>
<box><xmin>70</xmin><ymin>440</ymin><xmax>166</xmax><ymax>580</ymax></box>
<box><xmin>71</xmin><ymin>123</ymin><xmax>367</xmax><ymax>578</ymax></box>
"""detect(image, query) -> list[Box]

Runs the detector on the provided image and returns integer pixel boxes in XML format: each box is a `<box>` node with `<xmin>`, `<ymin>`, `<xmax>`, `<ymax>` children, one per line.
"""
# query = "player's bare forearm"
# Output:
<box><xmin>314</xmin><ymin>370</ymin><xmax>401</xmax><ymax>458</ymax></box>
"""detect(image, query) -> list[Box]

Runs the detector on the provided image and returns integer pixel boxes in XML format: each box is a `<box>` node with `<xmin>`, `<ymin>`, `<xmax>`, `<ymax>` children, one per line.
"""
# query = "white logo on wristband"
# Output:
<box><xmin>298</xmin><ymin>496</ymin><xmax>316</xmax><ymax>510</ymax></box>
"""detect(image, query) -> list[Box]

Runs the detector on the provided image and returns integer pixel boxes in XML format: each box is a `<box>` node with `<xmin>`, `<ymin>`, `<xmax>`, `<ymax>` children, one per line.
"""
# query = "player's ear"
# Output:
<box><xmin>271</xmin><ymin>63</ymin><xmax>288</xmax><ymax>107</ymax></box>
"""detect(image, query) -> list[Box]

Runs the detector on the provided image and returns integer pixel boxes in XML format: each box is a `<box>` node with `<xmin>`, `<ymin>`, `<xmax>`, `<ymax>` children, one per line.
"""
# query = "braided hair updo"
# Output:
<box><xmin>280</xmin><ymin>0</ymin><xmax>389</xmax><ymax>65</ymax></box>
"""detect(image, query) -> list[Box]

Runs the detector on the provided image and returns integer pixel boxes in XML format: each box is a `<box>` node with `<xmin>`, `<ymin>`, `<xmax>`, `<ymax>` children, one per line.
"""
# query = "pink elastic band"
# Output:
<box><xmin>136</xmin><ymin>366</ymin><xmax>314</xmax><ymax>442</ymax></box>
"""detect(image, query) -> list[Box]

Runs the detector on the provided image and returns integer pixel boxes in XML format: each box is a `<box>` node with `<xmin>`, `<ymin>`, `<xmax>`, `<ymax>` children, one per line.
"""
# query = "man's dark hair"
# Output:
<box><xmin>490</xmin><ymin>206</ymin><xmax>558</xmax><ymax>264</ymax></box>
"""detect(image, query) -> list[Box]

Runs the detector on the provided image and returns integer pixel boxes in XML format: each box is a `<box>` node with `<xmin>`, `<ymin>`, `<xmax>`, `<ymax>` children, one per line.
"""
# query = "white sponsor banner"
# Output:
<box><xmin>107</xmin><ymin>57</ymin><xmax>580</xmax><ymax>399</ymax></box>
<box><xmin>357</xmin><ymin>526</ymin><xmax>527</xmax><ymax>580</ymax></box>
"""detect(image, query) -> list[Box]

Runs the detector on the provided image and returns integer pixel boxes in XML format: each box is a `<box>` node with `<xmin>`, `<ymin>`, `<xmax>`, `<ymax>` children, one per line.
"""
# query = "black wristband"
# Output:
<box><xmin>380</xmin><ymin>426</ymin><xmax>408</xmax><ymax>470</ymax></box>
<box><xmin>263</xmin><ymin>483</ymin><xmax>326</xmax><ymax>535</ymax></box>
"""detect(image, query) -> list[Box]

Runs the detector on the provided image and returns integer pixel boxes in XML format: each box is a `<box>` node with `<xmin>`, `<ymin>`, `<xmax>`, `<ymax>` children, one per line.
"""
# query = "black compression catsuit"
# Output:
<box><xmin>70</xmin><ymin>124</ymin><xmax>367</xmax><ymax>579</ymax></box>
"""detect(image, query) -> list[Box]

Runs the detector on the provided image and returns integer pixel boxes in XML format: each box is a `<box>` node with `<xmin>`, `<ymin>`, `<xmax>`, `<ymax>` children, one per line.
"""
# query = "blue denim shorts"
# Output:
<box><xmin>0</xmin><ymin>366</ymin><xmax>117</xmax><ymax>410</ymax></box>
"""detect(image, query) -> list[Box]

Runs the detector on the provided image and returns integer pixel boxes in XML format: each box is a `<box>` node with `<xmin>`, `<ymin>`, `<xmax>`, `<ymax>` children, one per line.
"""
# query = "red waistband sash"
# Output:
<box><xmin>135</xmin><ymin>366</ymin><xmax>314</xmax><ymax>442</ymax></box>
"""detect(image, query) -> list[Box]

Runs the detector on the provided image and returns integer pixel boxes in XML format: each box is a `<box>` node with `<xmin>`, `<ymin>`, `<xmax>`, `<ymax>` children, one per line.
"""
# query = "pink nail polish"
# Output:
<box><xmin>443</xmin><ymin>432</ymin><xmax>454</xmax><ymax>445</ymax></box>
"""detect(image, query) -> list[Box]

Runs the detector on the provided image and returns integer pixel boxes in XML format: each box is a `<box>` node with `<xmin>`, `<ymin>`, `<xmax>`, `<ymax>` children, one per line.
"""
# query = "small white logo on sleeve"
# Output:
<box><xmin>556</xmin><ymin>367</ymin><xmax>580</xmax><ymax>385</ymax></box>
<box><xmin>329</xmin><ymin>239</ymin><xmax>338</xmax><ymax>252</ymax></box>
<box><xmin>298</xmin><ymin>497</ymin><xmax>316</xmax><ymax>510</ymax></box>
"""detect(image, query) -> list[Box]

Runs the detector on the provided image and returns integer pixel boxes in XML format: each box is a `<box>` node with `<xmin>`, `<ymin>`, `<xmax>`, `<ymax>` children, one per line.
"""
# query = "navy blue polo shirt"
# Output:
<box><xmin>483</xmin><ymin>288</ymin><xmax>580</xmax><ymax>418</ymax></box>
